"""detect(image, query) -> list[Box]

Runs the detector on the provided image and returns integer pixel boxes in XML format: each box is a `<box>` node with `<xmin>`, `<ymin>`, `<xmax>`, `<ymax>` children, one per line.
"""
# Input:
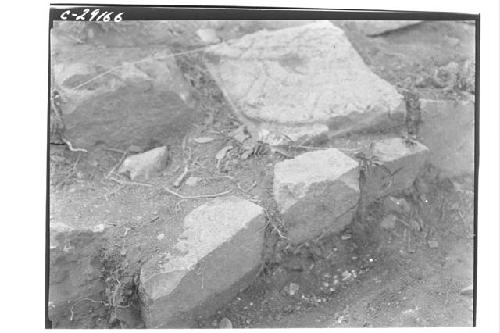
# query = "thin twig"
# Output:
<box><xmin>173</xmin><ymin>165</ymin><xmax>190</xmax><ymax>188</ymax></box>
<box><xmin>73</xmin><ymin>45</ymin><xmax>212</xmax><ymax>90</ymax></box>
<box><xmin>106</xmin><ymin>151</ymin><xmax>128</xmax><ymax>179</ymax></box>
<box><xmin>109</xmin><ymin>177</ymin><xmax>153</xmax><ymax>187</ymax></box>
<box><xmin>163</xmin><ymin>186</ymin><xmax>232</xmax><ymax>199</ymax></box>
<box><xmin>395</xmin><ymin>217</ymin><xmax>412</xmax><ymax>229</ymax></box>
<box><xmin>63</xmin><ymin>139</ymin><xmax>88</xmax><ymax>153</ymax></box>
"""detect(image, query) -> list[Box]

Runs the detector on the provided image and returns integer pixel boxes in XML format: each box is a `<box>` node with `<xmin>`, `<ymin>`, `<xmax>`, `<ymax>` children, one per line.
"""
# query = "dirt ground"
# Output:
<box><xmin>48</xmin><ymin>20</ymin><xmax>475</xmax><ymax>328</ymax></box>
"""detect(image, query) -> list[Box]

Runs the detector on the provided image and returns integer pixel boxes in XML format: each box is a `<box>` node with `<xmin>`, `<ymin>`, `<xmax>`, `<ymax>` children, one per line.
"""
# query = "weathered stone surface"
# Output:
<box><xmin>205</xmin><ymin>21</ymin><xmax>403</xmax><ymax>144</ymax></box>
<box><xmin>420</xmin><ymin>99</ymin><xmax>475</xmax><ymax>176</ymax></box>
<box><xmin>51</xmin><ymin>38</ymin><xmax>199</xmax><ymax>149</ymax></box>
<box><xmin>273</xmin><ymin>149</ymin><xmax>359</xmax><ymax>244</ymax></box>
<box><xmin>140</xmin><ymin>196</ymin><xmax>265</xmax><ymax>328</ymax></box>
<box><xmin>353</xmin><ymin>20</ymin><xmax>423</xmax><ymax>36</ymax></box>
<box><xmin>52</xmin><ymin>45</ymin><xmax>192</xmax><ymax>114</ymax></box>
<box><xmin>364</xmin><ymin>138</ymin><xmax>430</xmax><ymax>199</ymax></box>
<box><xmin>49</xmin><ymin>229</ymin><xmax>107</xmax><ymax>328</ymax></box>
<box><xmin>118</xmin><ymin>146</ymin><xmax>169</xmax><ymax>181</ymax></box>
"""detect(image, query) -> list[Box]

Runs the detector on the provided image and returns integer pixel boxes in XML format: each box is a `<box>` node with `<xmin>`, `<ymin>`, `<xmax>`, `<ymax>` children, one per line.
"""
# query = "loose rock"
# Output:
<box><xmin>205</xmin><ymin>21</ymin><xmax>403</xmax><ymax>144</ymax></box>
<box><xmin>427</xmin><ymin>240</ymin><xmax>439</xmax><ymax>249</ymax></box>
<box><xmin>196</xmin><ymin>28</ymin><xmax>220</xmax><ymax>44</ymax></box>
<box><xmin>273</xmin><ymin>148</ymin><xmax>359</xmax><ymax>244</ymax></box>
<box><xmin>363</xmin><ymin>138</ymin><xmax>430</xmax><ymax>200</ymax></box>
<box><xmin>286</xmin><ymin>282</ymin><xmax>300</xmax><ymax>296</ymax></box>
<box><xmin>218</xmin><ymin>317</ymin><xmax>233</xmax><ymax>329</ymax></box>
<box><xmin>118</xmin><ymin>146</ymin><xmax>169</xmax><ymax>181</ymax></box>
<box><xmin>139</xmin><ymin>196</ymin><xmax>265</xmax><ymax>328</ymax></box>
<box><xmin>185</xmin><ymin>176</ymin><xmax>202</xmax><ymax>187</ymax></box>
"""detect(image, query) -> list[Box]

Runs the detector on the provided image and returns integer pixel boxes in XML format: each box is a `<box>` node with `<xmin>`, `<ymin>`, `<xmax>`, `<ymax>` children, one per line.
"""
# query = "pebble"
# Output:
<box><xmin>92</xmin><ymin>224</ymin><xmax>105</xmax><ymax>233</ymax></box>
<box><xmin>341</xmin><ymin>234</ymin><xmax>352</xmax><ymax>241</ymax></box>
<box><xmin>196</xmin><ymin>28</ymin><xmax>220</xmax><ymax>44</ymax></box>
<box><xmin>341</xmin><ymin>271</ymin><xmax>353</xmax><ymax>281</ymax></box>
<box><xmin>185</xmin><ymin>176</ymin><xmax>202</xmax><ymax>186</ymax></box>
<box><xmin>287</xmin><ymin>282</ymin><xmax>300</xmax><ymax>296</ymax></box>
<box><xmin>218</xmin><ymin>317</ymin><xmax>233</xmax><ymax>329</ymax></box>
<box><xmin>427</xmin><ymin>240</ymin><xmax>439</xmax><ymax>248</ymax></box>
<box><xmin>157</xmin><ymin>233</ymin><xmax>165</xmax><ymax>241</ymax></box>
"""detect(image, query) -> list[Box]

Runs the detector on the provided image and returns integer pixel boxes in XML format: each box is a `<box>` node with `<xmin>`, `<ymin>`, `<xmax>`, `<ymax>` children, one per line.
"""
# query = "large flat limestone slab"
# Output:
<box><xmin>273</xmin><ymin>149</ymin><xmax>359</xmax><ymax>244</ymax></box>
<box><xmin>205</xmin><ymin>21</ymin><xmax>403</xmax><ymax>143</ymax></box>
<box><xmin>139</xmin><ymin>196</ymin><xmax>265</xmax><ymax>328</ymax></box>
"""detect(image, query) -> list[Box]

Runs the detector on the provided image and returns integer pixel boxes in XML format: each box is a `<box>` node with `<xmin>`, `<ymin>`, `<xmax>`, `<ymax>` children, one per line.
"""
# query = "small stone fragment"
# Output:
<box><xmin>185</xmin><ymin>176</ymin><xmax>202</xmax><ymax>186</ymax></box>
<box><xmin>196</xmin><ymin>28</ymin><xmax>220</xmax><ymax>44</ymax></box>
<box><xmin>341</xmin><ymin>271</ymin><xmax>353</xmax><ymax>281</ymax></box>
<box><xmin>427</xmin><ymin>240</ymin><xmax>439</xmax><ymax>248</ymax></box>
<box><xmin>218</xmin><ymin>317</ymin><xmax>233</xmax><ymax>329</ymax></box>
<box><xmin>341</xmin><ymin>234</ymin><xmax>352</xmax><ymax>241</ymax></box>
<box><xmin>157</xmin><ymin>233</ymin><xmax>165</xmax><ymax>241</ymax></box>
<box><xmin>118</xmin><ymin>146</ymin><xmax>169</xmax><ymax>181</ymax></box>
<box><xmin>92</xmin><ymin>224</ymin><xmax>105</xmax><ymax>233</ymax></box>
<box><xmin>287</xmin><ymin>282</ymin><xmax>300</xmax><ymax>296</ymax></box>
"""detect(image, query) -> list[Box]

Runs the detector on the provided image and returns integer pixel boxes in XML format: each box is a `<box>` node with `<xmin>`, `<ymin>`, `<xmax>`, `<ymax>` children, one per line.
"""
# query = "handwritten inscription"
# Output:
<box><xmin>60</xmin><ymin>9</ymin><xmax>124</xmax><ymax>22</ymax></box>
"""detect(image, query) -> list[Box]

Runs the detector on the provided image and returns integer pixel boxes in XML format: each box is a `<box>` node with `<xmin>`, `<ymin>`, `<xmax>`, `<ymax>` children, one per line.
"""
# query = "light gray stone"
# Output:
<box><xmin>273</xmin><ymin>148</ymin><xmax>359</xmax><ymax>244</ymax></box>
<box><xmin>420</xmin><ymin>99</ymin><xmax>475</xmax><ymax>176</ymax></box>
<box><xmin>118</xmin><ymin>146</ymin><xmax>169</xmax><ymax>181</ymax></box>
<box><xmin>52</xmin><ymin>46</ymin><xmax>192</xmax><ymax>115</ymax></box>
<box><xmin>185</xmin><ymin>176</ymin><xmax>202</xmax><ymax>187</ymax></box>
<box><xmin>51</xmin><ymin>41</ymin><xmax>200</xmax><ymax>149</ymax></box>
<box><xmin>139</xmin><ymin>196</ymin><xmax>265</xmax><ymax>328</ymax></box>
<box><xmin>205</xmin><ymin>21</ymin><xmax>403</xmax><ymax>144</ymax></box>
<box><xmin>367</xmin><ymin>138</ymin><xmax>430</xmax><ymax>196</ymax></box>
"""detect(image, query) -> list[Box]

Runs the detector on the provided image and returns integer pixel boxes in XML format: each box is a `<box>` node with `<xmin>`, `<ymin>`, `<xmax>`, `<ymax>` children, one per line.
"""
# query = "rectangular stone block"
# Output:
<box><xmin>139</xmin><ymin>196</ymin><xmax>265</xmax><ymax>328</ymax></box>
<box><xmin>273</xmin><ymin>149</ymin><xmax>359</xmax><ymax>244</ymax></box>
<box><xmin>361</xmin><ymin>138</ymin><xmax>430</xmax><ymax>201</ymax></box>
